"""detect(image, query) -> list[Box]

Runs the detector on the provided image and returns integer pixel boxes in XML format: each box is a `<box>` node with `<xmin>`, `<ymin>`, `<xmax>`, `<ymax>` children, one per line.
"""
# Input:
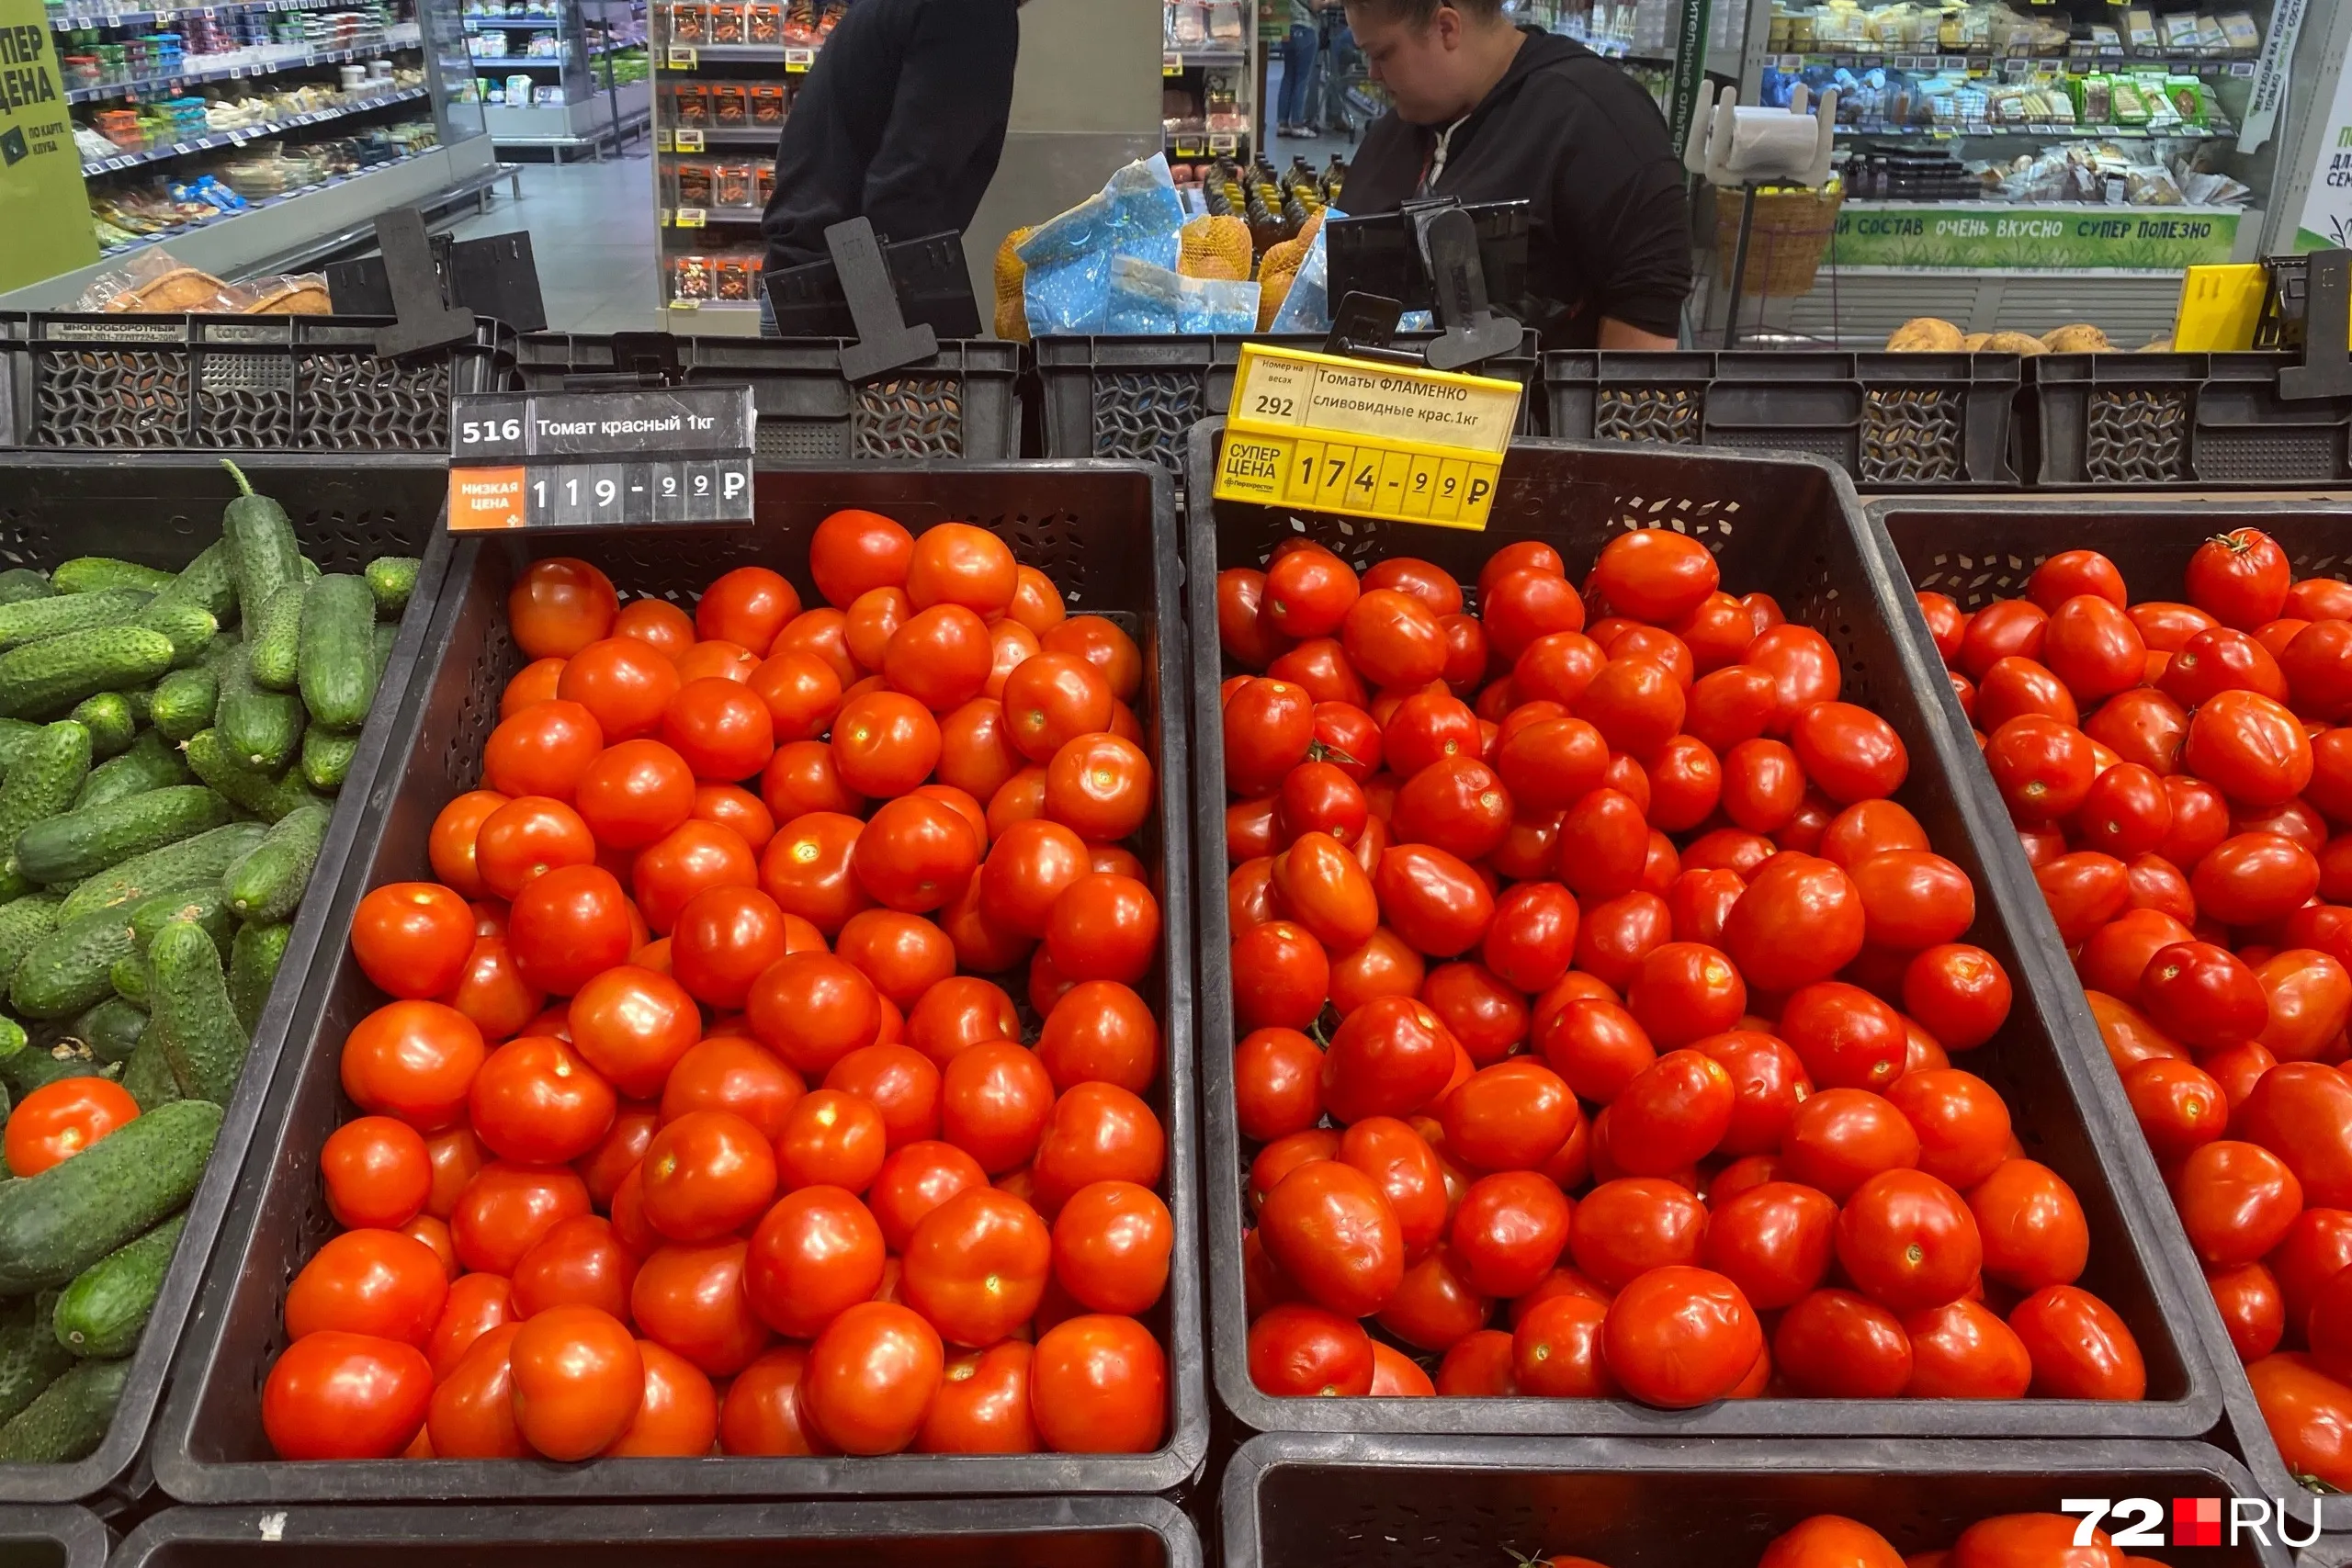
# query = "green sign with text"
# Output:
<box><xmin>0</xmin><ymin>0</ymin><xmax>97</xmax><ymax>294</ymax></box>
<box><xmin>1832</xmin><ymin>206</ymin><xmax>2239</xmax><ymax>269</ymax></box>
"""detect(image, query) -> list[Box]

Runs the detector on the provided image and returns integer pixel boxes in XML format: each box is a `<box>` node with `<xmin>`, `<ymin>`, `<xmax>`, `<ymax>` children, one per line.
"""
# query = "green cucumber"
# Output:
<box><xmin>54</xmin><ymin>822</ymin><xmax>268</xmax><ymax>926</ymax></box>
<box><xmin>147</xmin><ymin>921</ymin><xmax>248</xmax><ymax>1106</ymax></box>
<box><xmin>0</xmin><ymin>1355</ymin><xmax>129</xmax><ymax>1462</ymax></box>
<box><xmin>226</xmin><ymin>921</ymin><xmax>288</xmax><ymax>1033</ymax></box>
<box><xmin>0</xmin><ymin>1041</ymin><xmax>107</xmax><ymax>1099</ymax></box>
<box><xmin>0</xmin><ymin>1295</ymin><xmax>73</xmax><ymax>1427</ymax></box>
<box><xmin>146</xmin><ymin>543</ymin><xmax>237</xmax><ymax>627</ymax></box>
<box><xmin>370</xmin><ymin>622</ymin><xmax>396</xmax><ymax>681</ymax></box>
<box><xmin>220</xmin><ymin>461</ymin><xmax>302</xmax><ymax>629</ymax></box>
<box><xmin>246</xmin><ymin>582</ymin><xmax>306</xmax><ymax>692</ymax></box>
<box><xmin>70</xmin><ymin>998</ymin><xmax>145</xmax><ymax>1066</ymax></box>
<box><xmin>300</xmin><ymin>557</ymin><xmax>321</xmax><ymax>584</ymax></box>
<box><xmin>54</xmin><ymin>1213</ymin><xmax>185</xmax><ymax>1358</ymax></box>
<box><xmin>64</xmin><ymin>694</ymin><xmax>134</xmax><ymax>761</ymax></box>
<box><xmin>133</xmin><ymin>601</ymin><xmax>218</xmax><ymax>669</ymax></box>
<box><xmin>0</xmin><ymin>627</ymin><xmax>176</xmax><ymax>720</ymax></box>
<box><xmin>0</xmin><ymin>722</ymin><xmax>93</xmax><ymax>898</ymax></box>
<box><xmin>107</xmin><ymin>955</ymin><xmax>150</xmax><ymax>1009</ymax></box>
<box><xmin>299</xmin><ymin>727</ymin><xmax>359</xmax><ymax>794</ymax></box>
<box><xmin>296</xmin><ymin>574</ymin><xmax>379</xmax><ymax>730</ymax></box>
<box><xmin>0</xmin><ymin>1021</ymin><xmax>22</xmax><ymax>1075</ymax></box>
<box><xmin>51</xmin><ymin>559</ymin><xmax>176</xmax><ymax>597</ymax></box>
<box><xmin>128</xmin><ymin>885</ymin><xmax>232</xmax><ymax>958</ymax></box>
<box><xmin>13</xmin><ymin>787</ymin><xmax>231</xmax><ymax>888</ymax></box>
<box><xmin>0</xmin><ymin>898</ymin><xmax>62</xmax><ymax>982</ymax></box>
<box><xmin>0</xmin><ymin>1098</ymin><xmax>220</xmax><ymax>1292</ymax></box>
<box><xmin>366</xmin><ymin>556</ymin><xmax>423</xmax><ymax>617</ymax></box>
<box><xmin>180</xmin><ymin>731</ymin><xmax>316</xmax><ymax>824</ymax></box>
<box><xmin>0</xmin><ymin>590</ymin><xmax>152</xmax><ymax>655</ymax></box>
<box><xmin>220</xmin><ymin>803</ymin><xmax>329</xmax><ymax>926</ymax></box>
<box><xmin>9</xmin><ymin>908</ymin><xmax>141</xmax><ymax>1019</ymax></box>
<box><xmin>0</xmin><ymin>719</ymin><xmax>39</xmax><ymax>773</ymax></box>
<box><xmin>119</xmin><ymin>1034</ymin><xmax>178</xmax><ymax>1111</ymax></box>
<box><xmin>73</xmin><ymin>733</ymin><xmax>189</xmax><ymax>813</ymax></box>
<box><xmin>147</xmin><ymin>666</ymin><xmax>219</xmax><ymax>744</ymax></box>
<box><xmin>0</xmin><ymin>572</ymin><xmax>51</xmax><ymax>609</ymax></box>
<box><xmin>215</xmin><ymin>645</ymin><xmax>301</xmax><ymax>773</ymax></box>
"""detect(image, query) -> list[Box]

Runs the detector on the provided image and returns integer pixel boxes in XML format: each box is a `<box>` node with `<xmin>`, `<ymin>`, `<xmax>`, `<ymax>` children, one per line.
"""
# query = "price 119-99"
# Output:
<box><xmin>522</xmin><ymin>458</ymin><xmax>753</xmax><ymax>526</ymax></box>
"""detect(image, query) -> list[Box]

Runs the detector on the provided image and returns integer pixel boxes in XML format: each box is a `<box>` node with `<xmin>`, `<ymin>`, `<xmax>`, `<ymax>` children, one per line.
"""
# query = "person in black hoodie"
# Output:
<box><xmin>760</xmin><ymin>0</ymin><xmax>1022</xmax><ymax>278</ymax></box>
<box><xmin>1340</xmin><ymin>0</ymin><xmax>1690</xmax><ymax>349</ymax></box>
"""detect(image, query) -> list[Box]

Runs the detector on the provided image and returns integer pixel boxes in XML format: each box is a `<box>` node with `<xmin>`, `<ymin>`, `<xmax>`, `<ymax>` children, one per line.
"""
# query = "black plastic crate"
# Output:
<box><xmin>1224</xmin><ymin>1434</ymin><xmax>2299</xmax><ymax>1567</ymax></box>
<box><xmin>2030</xmin><ymin>353</ymin><xmax>2352</xmax><ymax>488</ymax></box>
<box><xmin>0</xmin><ymin>455</ymin><xmax>455</xmax><ymax>1504</ymax></box>
<box><xmin>115</xmin><ymin>1495</ymin><xmax>1198</xmax><ymax>1568</ymax></box>
<box><xmin>152</xmin><ymin>460</ymin><xmax>1206</xmax><ymax>1503</ymax></box>
<box><xmin>0</xmin><ymin>314</ymin><xmax>512</xmax><ymax>452</ymax></box>
<box><xmin>1033</xmin><ymin>331</ymin><xmax>1542</xmax><ymax>481</ymax></box>
<box><xmin>0</xmin><ymin>1507</ymin><xmax>107</xmax><ymax>1568</ymax></box>
<box><xmin>1867</xmin><ymin>498</ymin><xmax>2352</xmax><ymax>1537</ymax></box>
<box><xmin>1544</xmin><ymin>349</ymin><xmax>2021</xmax><ymax>489</ymax></box>
<box><xmin>1183</xmin><ymin>421</ymin><xmax>2222</xmax><ymax>1442</ymax></box>
<box><xmin>513</xmin><ymin>334</ymin><xmax>1021</xmax><ymax>461</ymax></box>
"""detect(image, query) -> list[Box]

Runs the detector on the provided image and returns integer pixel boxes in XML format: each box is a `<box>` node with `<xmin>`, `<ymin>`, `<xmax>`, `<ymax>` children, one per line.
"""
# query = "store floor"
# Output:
<box><xmin>443</xmin><ymin>148</ymin><xmax>668</xmax><ymax>334</ymax></box>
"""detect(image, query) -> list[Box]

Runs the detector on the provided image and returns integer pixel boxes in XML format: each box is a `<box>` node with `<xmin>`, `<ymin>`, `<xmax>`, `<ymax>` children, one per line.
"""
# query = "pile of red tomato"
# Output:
<box><xmin>259</xmin><ymin>513</ymin><xmax>1175</xmax><ymax>1463</ymax></box>
<box><xmin>1216</xmin><ymin>528</ymin><xmax>2148</xmax><ymax>1407</ymax></box>
<box><xmin>1547</xmin><ymin>1510</ymin><xmax>2155</xmax><ymax>1568</ymax></box>
<box><xmin>1917</xmin><ymin>528</ymin><xmax>2352</xmax><ymax>1487</ymax></box>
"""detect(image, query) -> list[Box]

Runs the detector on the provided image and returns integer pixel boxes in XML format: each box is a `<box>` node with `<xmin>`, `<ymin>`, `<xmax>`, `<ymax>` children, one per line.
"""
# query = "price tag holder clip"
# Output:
<box><xmin>447</xmin><ymin>382</ymin><xmax>756</xmax><ymax>531</ymax></box>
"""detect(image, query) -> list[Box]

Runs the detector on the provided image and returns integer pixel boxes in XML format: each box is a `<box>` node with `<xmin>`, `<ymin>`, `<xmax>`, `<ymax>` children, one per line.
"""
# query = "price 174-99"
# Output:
<box><xmin>458</xmin><ymin>416</ymin><xmax>525</xmax><ymax>446</ymax></box>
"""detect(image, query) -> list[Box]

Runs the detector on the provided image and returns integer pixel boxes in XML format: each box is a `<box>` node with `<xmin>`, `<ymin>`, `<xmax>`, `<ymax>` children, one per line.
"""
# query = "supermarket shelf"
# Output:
<box><xmin>64</xmin><ymin>38</ymin><xmax>421</xmax><ymax>103</ymax></box>
<box><xmin>658</xmin><ymin>124</ymin><xmax>775</xmax><ymax>147</ymax></box>
<box><xmin>1837</xmin><ymin>118</ymin><xmax>2235</xmax><ymax>139</ymax></box>
<box><xmin>469</xmin><ymin>38</ymin><xmax>643</xmax><ymax>64</ymax></box>
<box><xmin>48</xmin><ymin>0</ymin><xmax>373</xmax><ymax>28</ymax></box>
<box><xmin>484</xmin><ymin>74</ymin><xmax>649</xmax><ymax>147</ymax></box>
<box><xmin>664</xmin><ymin>202</ymin><xmax>761</xmax><ymax>224</ymax></box>
<box><xmin>660</xmin><ymin>40</ymin><xmax>817</xmax><ymax>66</ymax></box>
<box><xmin>1764</xmin><ymin>47</ymin><xmax>2259</xmax><ymax>77</ymax></box>
<box><xmin>82</xmin><ymin>85</ymin><xmax>427</xmax><ymax>175</ymax></box>
<box><xmin>1165</xmin><ymin>129</ymin><xmax>1250</xmax><ymax>156</ymax></box>
<box><xmin>1161</xmin><ymin>47</ymin><xmax>1245</xmax><ymax>69</ymax></box>
<box><xmin>463</xmin><ymin>11</ymin><xmax>566</xmax><ymax>21</ymax></box>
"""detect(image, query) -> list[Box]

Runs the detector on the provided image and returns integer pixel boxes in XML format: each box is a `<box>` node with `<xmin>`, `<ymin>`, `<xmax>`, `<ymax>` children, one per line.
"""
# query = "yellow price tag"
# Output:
<box><xmin>1212</xmin><ymin>343</ymin><xmax>1520</xmax><ymax>530</ymax></box>
<box><xmin>673</xmin><ymin>128</ymin><xmax>704</xmax><ymax>151</ymax></box>
<box><xmin>2173</xmin><ymin>263</ymin><xmax>2267</xmax><ymax>352</ymax></box>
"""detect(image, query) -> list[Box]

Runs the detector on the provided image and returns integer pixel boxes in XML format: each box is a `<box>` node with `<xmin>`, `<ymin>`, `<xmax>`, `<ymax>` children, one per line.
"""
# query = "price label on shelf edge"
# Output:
<box><xmin>447</xmin><ymin>385</ymin><xmax>755</xmax><ymax>531</ymax></box>
<box><xmin>1211</xmin><ymin>343</ymin><xmax>1521</xmax><ymax>531</ymax></box>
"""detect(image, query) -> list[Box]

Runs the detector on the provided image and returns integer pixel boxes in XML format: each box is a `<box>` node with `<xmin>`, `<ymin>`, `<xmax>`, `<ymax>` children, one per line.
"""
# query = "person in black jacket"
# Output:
<box><xmin>1340</xmin><ymin>0</ymin><xmax>1690</xmax><ymax>349</ymax></box>
<box><xmin>760</xmin><ymin>0</ymin><xmax>1022</xmax><ymax>278</ymax></box>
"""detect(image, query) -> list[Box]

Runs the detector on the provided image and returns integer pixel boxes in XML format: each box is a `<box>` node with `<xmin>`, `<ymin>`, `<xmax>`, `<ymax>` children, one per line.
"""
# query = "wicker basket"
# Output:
<box><xmin>1713</xmin><ymin>186</ymin><xmax>1844</xmax><ymax>297</ymax></box>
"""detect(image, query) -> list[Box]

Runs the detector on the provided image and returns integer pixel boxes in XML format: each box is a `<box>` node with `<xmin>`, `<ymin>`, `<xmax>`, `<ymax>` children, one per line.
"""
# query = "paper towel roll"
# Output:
<box><xmin>1724</xmin><ymin>107</ymin><xmax>1819</xmax><ymax>180</ymax></box>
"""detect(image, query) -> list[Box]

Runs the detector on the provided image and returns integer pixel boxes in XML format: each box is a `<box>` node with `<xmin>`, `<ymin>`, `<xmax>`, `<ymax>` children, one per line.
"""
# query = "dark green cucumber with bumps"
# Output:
<box><xmin>73</xmin><ymin>732</ymin><xmax>188</xmax><ymax>812</ymax></box>
<box><xmin>300</xmin><ymin>726</ymin><xmax>359</xmax><ymax>793</ymax></box>
<box><xmin>0</xmin><ymin>897</ymin><xmax>62</xmax><ymax>981</ymax></box>
<box><xmin>9</xmin><ymin>908</ymin><xmax>141</xmax><ymax>1019</ymax></box>
<box><xmin>118</xmin><ymin>1034</ymin><xmax>176</xmax><ymax>1111</ymax></box>
<box><xmin>0</xmin><ymin>1041</ymin><xmax>107</xmax><ymax>1099</ymax></box>
<box><xmin>370</xmin><ymin>621</ymin><xmax>396</xmax><ymax>681</ymax></box>
<box><xmin>54</xmin><ymin>821</ymin><xmax>266</xmax><ymax>925</ymax></box>
<box><xmin>0</xmin><ymin>589</ymin><xmax>151</xmax><ymax>655</ymax></box>
<box><xmin>215</xmin><ymin>645</ymin><xmax>301</xmax><ymax>772</ymax></box>
<box><xmin>222</xmin><ymin>803</ymin><xmax>328</xmax><ymax>925</ymax></box>
<box><xmin>148</xmin><ymin>665</ymin><xmax>218</xmax><ymax>743</ymax></box>
<box><xmin>128</xmin><ymin>885</ymin><xmax>232</xmax><ymax>957</ymax></box>
<box><xmin>12</xmin><ymin>786</ymin><xmax>230</xmax><ymax>887</ymax></box>
<box><xmin>297</xmin><ymin>573</ymin><xmax>379</xmax><ymax>729</ymax></box>
<box><xmin>71</xmin><ymin>998</ymin><xmax>144</xmax><ymax>1066</ymax></box>
<box><xmin>53</xmin><ymin>1213</ymin><xmax>185</xmax><ymax>1358</ymax></box>
<box><xmin>0</xmin><ymin>1098</ymin><xmax>220</xmax><ymax>1292</ymax></box>
<box><xmin>0</xmin><ymin>627</ymin><xmax>175</xmax><ymax>720</ymax></box>
<box><xmin>133</xmin><ymin>601</ymin><xmax>218</xmax><ymax>668</ymax></box>
<box><xmin>0</xmin><ymin>1295</ymin><xmax>73</xmax><ymax>1427</ymax></box>
<box><xmin>226</xmin><ymin>921</ymin><xmax>288</xmax><ymax>1033</ymax></box>
<box><xmin>149</xmin><ymin>919</ymin><xmax>248</xmax><ymax>1105</ymax></box>
<box><xmin>51</xmin><ymin>558</ymin><xmax>175</xmax><ymax>597</ymax></box>
<box><xmin>246</xmin><ymin>581</ymin><xmax>306</xmax><ymax>692</ymax></box>
<box><xmin>0</xmin><ymin>1354</ymin><xmax>129</xmax><ymax>1462</ymax></box>
<box><xmin>107</xmin><ymin>954</ymin><xmax>149</xmax><ymax>1008</ymax></box>
<box><xmin>0</xmin><ymin>721</ymin><xmax>92</xmax><ymax>898</ymax></box>
<box><xmin>0</xmin><ymin>571</ymin><xmax>50</xmax><ymax>609</ymax></box>
<box><xmin>146</xmin><ymin>541</ymin><xmax>235</xmax><ymax>626</ymax></box>
<box><xmin>64</xmin><ymin>693</ymin><xmax>133</xmax><ymax>760</ymax></box>
<box><xmin>220</xmin><ymin>460</ymin><xmax>302</xmax><ymax>627</ymax></box>
<box><xmin>180</xmin><ymin>730</ymin><xmax>316</xmax><ymax>823</ymax></box>
<box><xmin>366</xmin><ymin>554</ymin><xmax>422</xmax><ymax>616</ymax></box>
<box><xmin>0</xmin><ymin>717</ymin><xmax>39</xmax><ymax>773</ymax></box>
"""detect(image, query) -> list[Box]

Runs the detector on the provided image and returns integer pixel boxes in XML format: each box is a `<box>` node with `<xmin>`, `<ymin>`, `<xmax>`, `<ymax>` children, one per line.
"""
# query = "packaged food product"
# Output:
<box><xmin>708</xmin><ymin>2</ymin><xmax>743</xmax><ymax>42</ymax></box>
<box><xmin>672</xmin><ymin>253</ymin><xmax>714</xmax><ymax>300</ymax></box>
<box><xmin>2122</xmin><ymin>6</ymin><xmax>2158</xmax><ymax>47</ymax></box>
<box><xmin>717</xmin><ymin>255</ymin><xmax>753</xmax><ymax>299</ymax></box>
<box><xmin>674</xmin><ymin>159</ymin><xmax>712</xmax><ymax>205</ymax></box>
<box><xmin>2218</xmin><ymin>10</ymin><xmax>2260</xmax><ymax>50</ymax></box>
<box><xmin>713</xmin><ymin>83</ymin><xmax>747</xmax><ymax>122</ymax></box>
<box><xmin>715</xmin><ymin>163</ymin><xmax>752</xmax><ymax>206</ymax></box>
<box><xmin>673</xmin><ymin>81</ymin><xmax>708</xmax><ymax>122</ymax></box>
<box><xmin>752</xmin><ymin>83</ymin><xmax>786</xmax><ymax>122</ymax></box>
<box><xmin>748</xmin><ymin>2</ymin><xmax>780</xmax><ymax>42</ymax></box>
<box><xmin>669</xmin><ymin>1</ymin><xmax>706</xmax><ymax>41</ymax></box>
<box><xmin>2159</xmin><ymin>11</ymin><xmax>2199</xmax><ymax>47</ymax></box>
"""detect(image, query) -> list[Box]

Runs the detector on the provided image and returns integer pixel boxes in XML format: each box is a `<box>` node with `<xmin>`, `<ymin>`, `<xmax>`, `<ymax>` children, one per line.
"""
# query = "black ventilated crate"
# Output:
<box><xmin>1225</xmin><ymin>1434</ymin><xmax>2300</xmax><ymax>1567</ymax></box>
<box><xmin>1034</xmin><ymin>332</ymin><xmax>1542</xmax><ymax>481</ymax></box>
<box><xmin>1868</xmin><ymin>498</ymin><xmax>2352</xmax><ymax>1537</ymax></box>
<box><xmin>0</xmin><ymin>456</ymin><xmax>454</xmax><ymax>1504</ymax></box>
<box><xmin>115</xmin><ymin>1495</ymin><xmax>1198</xmax><ymax>1568</ymax></box>
<box><xmin>1184</xmin><ymin>422</ymin><xmax>2222</xmax><ymax>1443</ymax></box>
<box><xmin>1544</xmin><ymin>349</ymin><xmax>2021</xmax><ymax>488</ymax></box>
<box><xmin>153</xmin><ymin>460</ymin><xmax>1207</xmax><ymax>1503</ymax></box>
<box><xmin>0</xmin><ymin>314</ymin><xmax>511</xmax><ymax>452</ymax></box>
<box><xmin>0</xmin><ymin>1507</ymin><xmax>107</xmax><ymax>1568</ymax></box>
<box><xmin>2030</xmin><ymin>353</ymin><xmax>2352</xmax><ymax>487</ymax></box>
<box><xmin>512</xmin><ymin>335</ymin><xmax>1021</xmax><ymax>461</ymax></box>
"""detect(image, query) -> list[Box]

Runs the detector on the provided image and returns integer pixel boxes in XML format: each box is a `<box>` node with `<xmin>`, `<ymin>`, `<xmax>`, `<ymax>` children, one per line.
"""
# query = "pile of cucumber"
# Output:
<box><xmin>0</xmin><ymin>461</ymin><xmax>421</xmax><ymax>1464</ymax></box>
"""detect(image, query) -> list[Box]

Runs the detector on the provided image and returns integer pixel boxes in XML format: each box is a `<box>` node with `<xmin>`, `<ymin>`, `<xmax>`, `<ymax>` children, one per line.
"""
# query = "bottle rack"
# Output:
<box><xmin>468</xmin><ymin>0</ymin><xmax>649</xmax><ymax>157</ymax></box>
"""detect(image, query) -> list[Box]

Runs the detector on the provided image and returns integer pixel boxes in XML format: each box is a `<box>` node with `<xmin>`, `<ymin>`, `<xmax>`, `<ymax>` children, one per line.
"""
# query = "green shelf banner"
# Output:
<box><xmin>1829</xmin><ymin>206</ymin><xmax>2240</xmax><ymax>268</ymax></box>
<box><xmin>0</xmin><ymin>0</ymin><xmax>97</xmax><ymax>292</ymax></box>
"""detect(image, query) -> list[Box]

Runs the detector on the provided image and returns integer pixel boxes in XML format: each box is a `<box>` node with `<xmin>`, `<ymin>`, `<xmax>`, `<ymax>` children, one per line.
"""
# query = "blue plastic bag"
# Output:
<box><xmin>1018</xmin><ymin>154</ymin><xmax>1187</xmax><ymax>336</ymax></box>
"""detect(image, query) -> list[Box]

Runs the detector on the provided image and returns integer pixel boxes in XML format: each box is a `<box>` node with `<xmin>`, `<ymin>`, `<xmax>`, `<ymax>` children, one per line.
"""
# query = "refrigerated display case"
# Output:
<box><xmin>469</xmin><ymin>0</ymin><xmax>648</xmax><ymax>156</ymax></box>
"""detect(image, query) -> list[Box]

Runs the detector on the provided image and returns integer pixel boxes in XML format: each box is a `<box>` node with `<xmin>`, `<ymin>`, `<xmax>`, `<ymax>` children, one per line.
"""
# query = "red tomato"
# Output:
<box><xmin>350</xmin><ymin>882</ymin><xmax>476</xmax><ymax>1001</ymax></box>
<box><xmin>1600</xmin><ymin>1265</ymin><xmax>1761</xmax><ymax>1408</ymax></box>
<box><xmin>507</xmin><ymin>864</ymin><xmax>634</xmax><ymax>996</ymax></box>
<box><xmin>510</xmin><ymin>559</ymin><xmax>618</xmax><ymax>660</ymax></box>
<box><xmin>801</xmin><ymin>1300</ymin><xmax>945</xmax><ymax>1455</ymax></box>
<box><xmin>2007</xmin><ymin>1284</ymin><xmax>2146</xmax><ymax>1401</ymax></box>
<box><xmin>262</xmin><ymin>1330</ymin><xmax>433</xmax><ymax>1459</ymax></box>
<box><xmin>2</xmin><ymin>1077</ymin><xmax>138</xmax><ymax>1178</ymax></box>
<box><xmin>483</xmin><ymin>701</ymin><xmax>605</xmax><ymax>804</ymax></box>
<box><xmin>285</xmin><ymin>1228</ymin><xmax>450</xmax><ymax>1346</ymax></box>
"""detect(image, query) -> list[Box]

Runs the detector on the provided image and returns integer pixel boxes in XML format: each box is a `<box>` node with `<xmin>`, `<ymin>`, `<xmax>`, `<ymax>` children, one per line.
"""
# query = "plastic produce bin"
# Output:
<box><xmin>2029</xmin><ymin>354</ymin><xmax>2352</xmax><ymax>488</ymax></box>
